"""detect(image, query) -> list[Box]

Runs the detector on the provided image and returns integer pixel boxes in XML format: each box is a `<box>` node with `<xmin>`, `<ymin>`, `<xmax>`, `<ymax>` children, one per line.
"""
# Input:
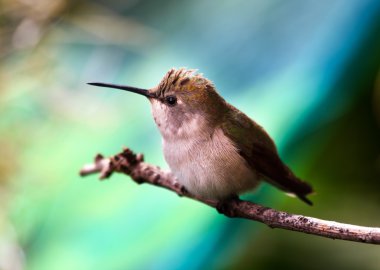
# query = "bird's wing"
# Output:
<box><xmin>221</xmin><ymin>106</ymin><xmax>313</xmax><ymax>205</ymax></box>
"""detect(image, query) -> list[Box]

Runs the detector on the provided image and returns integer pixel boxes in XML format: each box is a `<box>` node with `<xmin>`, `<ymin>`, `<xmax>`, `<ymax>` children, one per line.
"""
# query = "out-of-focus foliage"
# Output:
<box><xmin>0</xmin><ymin>1</ymin><xmax>379</xmax><ymax>270</ymax></box>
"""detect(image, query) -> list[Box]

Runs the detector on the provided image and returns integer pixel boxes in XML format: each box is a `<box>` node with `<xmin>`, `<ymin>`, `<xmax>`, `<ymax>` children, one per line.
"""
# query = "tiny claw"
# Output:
<box><xmin>180</xmin><ymin>186</ymin><xmax>189</xmax><ymax>197</ymax></box>
<box><xmin>173</xmin><ymin>182</ymin><xmax>188</xmax><ymax>197</ymax></box>
<box><xmin>216</xmin><ymin>195</ymin><xmax>239</xmax><ymax>217</ymax></box>
<box><xmin>216</xmin><ymin>201</ymin><xmax>228</xmax><ymax>215</ymax></box>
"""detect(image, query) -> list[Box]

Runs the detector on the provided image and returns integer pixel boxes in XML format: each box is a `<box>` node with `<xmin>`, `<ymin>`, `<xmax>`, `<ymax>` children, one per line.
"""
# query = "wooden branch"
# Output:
<box><xmin>79</xmin><ymin>148</ymin><xmax>380</xmax><ymax>245</ymax></box>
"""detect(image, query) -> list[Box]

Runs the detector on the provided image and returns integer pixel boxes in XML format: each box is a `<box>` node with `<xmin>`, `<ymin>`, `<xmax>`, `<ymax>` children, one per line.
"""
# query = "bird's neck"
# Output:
<box><xmin>160</xmin><ymin>113</ymin><xmax>216</xmax><ymax>142</ymax></box>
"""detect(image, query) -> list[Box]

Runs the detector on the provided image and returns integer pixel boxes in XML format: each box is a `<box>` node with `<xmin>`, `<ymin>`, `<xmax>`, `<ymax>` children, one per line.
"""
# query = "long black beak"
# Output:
<box><xmin>87</xmin><ymin>82</ymin><xmax>153</xmax><ymax>98</ymax></box>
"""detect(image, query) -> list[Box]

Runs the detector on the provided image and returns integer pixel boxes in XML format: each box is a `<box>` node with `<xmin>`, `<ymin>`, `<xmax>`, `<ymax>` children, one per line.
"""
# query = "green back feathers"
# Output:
<box><xmin>221</xmin><ymin>105</ymin><xmax>314</xmax><ymax>205</ymax></box>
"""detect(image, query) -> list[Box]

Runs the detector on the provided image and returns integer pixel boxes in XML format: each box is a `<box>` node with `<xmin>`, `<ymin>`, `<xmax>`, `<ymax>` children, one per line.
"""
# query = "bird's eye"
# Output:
<box><xmin>165</xmin><ymin>95</ymin><xmax>177</xmax><ymax>106</ymax></box>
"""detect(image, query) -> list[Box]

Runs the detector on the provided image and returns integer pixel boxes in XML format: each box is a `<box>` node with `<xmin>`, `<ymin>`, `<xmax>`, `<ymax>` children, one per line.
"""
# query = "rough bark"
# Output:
<box><xmin>79</xmin><ymin>148</ymin><xmax>380</xmax><ymax>245</ymax></box>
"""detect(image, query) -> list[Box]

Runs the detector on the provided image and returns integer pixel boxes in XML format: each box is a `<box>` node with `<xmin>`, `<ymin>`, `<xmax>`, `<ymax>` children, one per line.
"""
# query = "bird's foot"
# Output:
<box><xmin>173</xmin><ymin>182</ymin><xmax>189</xmax><ymax>197</ymax></box>
<box><xmin>216</xmin><ymin>195</ymin><xmax>240</xmax><ymax>217</ymax></box>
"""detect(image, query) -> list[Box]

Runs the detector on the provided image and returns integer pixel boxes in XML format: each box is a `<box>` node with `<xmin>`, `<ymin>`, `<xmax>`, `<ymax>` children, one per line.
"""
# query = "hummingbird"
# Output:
<box><xmin>88</xmin><ymin>68</ymin><xmax>313</xmax><ymax>205</ymax></box>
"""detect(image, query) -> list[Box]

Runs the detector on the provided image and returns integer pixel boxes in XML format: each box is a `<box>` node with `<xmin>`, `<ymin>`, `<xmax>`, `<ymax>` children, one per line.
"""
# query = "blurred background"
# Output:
<box><xmin>1</xmin><ymin>0</ymin><xmax>380</xmax><ymax>269</ymax></box>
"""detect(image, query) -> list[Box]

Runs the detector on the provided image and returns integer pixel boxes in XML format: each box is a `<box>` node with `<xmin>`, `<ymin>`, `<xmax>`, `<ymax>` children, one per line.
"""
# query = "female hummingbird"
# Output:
<box><xmin>89</xmin><ymin>68</ymin><xmax>313</xmax><ymax>205</ymax></box>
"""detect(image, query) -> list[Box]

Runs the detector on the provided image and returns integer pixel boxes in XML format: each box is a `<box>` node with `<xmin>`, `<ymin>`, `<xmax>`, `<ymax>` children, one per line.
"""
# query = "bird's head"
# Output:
<box><xmin>89</xmin><ymin>68</ymin><xmax>227</xmax><ymax>139</ymax></box>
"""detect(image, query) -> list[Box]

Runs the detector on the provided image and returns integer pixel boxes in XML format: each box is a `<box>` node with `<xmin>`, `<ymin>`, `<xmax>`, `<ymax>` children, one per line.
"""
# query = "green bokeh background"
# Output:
<box><xmin>1</xmin><ymin>1</ymin><xmax>380</xmax><ymax>269</ymax></box>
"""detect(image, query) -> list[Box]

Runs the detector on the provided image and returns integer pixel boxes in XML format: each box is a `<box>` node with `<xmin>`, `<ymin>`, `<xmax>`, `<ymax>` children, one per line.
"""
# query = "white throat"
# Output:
<box><xmin>150</xmin><ymin>99</ymin><xmax>210</xmax><ymax>141</ymax></box>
